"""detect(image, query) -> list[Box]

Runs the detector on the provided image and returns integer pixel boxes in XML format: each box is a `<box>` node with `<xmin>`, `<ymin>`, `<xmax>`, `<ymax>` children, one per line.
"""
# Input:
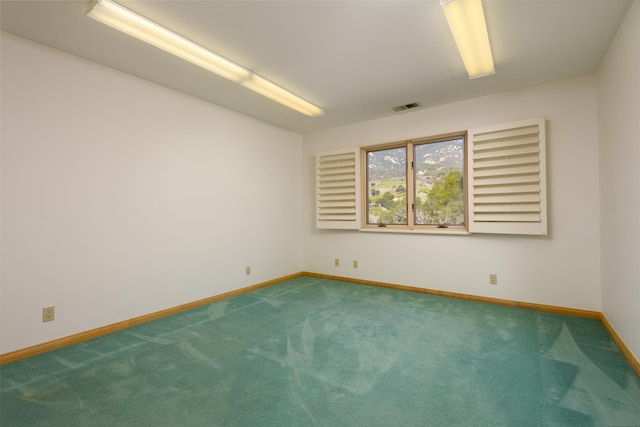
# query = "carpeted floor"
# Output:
<box><xmin>1</xmin><ymin>276</ymin><xmax>639</xmax><ymax>426</ymax></box>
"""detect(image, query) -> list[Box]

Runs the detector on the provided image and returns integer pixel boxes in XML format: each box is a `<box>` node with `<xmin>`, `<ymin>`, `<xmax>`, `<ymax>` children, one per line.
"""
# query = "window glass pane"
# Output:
<box><xmin>414</xmin><ymin>138</ymin><xmax>464</xmax><ymax>226</ymax></box>
<box><xmin>367</xmin><ymin>147</ymin><xmax>407</xmax><ymax>225</ymax></box>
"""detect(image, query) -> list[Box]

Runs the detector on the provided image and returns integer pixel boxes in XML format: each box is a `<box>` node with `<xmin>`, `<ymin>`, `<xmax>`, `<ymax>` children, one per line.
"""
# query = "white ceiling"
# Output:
<box><xmin>1</xmin><ymin>0</ymin><xmax>633</xmax><ymax>134</ymax></box>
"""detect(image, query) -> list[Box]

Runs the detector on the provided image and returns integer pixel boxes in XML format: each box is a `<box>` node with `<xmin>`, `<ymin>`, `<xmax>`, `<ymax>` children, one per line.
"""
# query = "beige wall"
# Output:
<box><xmin>0</xmin><ymin>32</ymin><xmax>303</xmax><ymax>354</ymax></box>
<box><xmin>302</xmin><ymin>75</ymin><xmax>602</xmax><ymax>312</ymax></box>
<box><xmin>598</xmin><ymin>0</ymin><xmax>640</xmax><ymax>362</ymax></box>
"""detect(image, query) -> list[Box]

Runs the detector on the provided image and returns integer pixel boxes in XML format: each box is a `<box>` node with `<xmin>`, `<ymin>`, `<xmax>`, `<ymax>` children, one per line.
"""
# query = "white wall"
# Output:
<box><xmin>598</xmin><ymin>0</ymin><xmax>640</xmax><ymax>361</ymax></box>
<box><xmin>0</xmin><ymin>32</ymin><xmax>303</xmax><ymax>354</ymax></box>
<box><xmin>303</xmin><ymin>75</ymin><xmax>602</xmax><ymax>312</ymax></box>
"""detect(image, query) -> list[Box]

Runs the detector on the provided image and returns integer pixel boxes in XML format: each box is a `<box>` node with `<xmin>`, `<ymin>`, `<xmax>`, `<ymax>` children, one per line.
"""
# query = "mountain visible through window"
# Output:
<box><xmin>414</xmin><ymin>138</ymin><xmax>464</xmax><ymax>226</ymax></box>
<box><xmin>365</xmin><ymin>135</ymin><xmax>465</xmax><ymax>229</ymax></box>
<box><xmin>367</xmin><ymin>147</ymin><xmax>407</xmax><ymax>225</ymax></box>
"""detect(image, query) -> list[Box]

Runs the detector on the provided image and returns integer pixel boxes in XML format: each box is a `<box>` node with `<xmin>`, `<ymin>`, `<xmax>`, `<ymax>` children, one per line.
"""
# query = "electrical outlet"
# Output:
<box><xmin>353</xmin><ymin>260</ymin><xmax>358</xmax><ymax>269</ymax></box>
<box><xmin>489</xmin><ymin>274</ymin><xmax>498</xmax><ymax>285</ymax></box>
<box><xmin>42</xmin><ymin>306</ymin><xmax>55</xmax><ymax>322</ymax></box>
<box><xmin>245</xmin><ymin>266</ymin><xmax>251</xmax><ymax>276</ymax></box>
<box><xmin>334</xmin><ymin>258</ymin><xmax>340</xmax><ymax>267</ymax></box>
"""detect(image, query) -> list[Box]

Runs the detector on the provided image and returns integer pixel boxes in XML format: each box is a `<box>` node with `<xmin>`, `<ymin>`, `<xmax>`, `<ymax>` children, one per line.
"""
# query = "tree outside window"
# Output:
<box><xmin>365</xmin><ymin>136</ymin><xmax>465</xmax><ymax>229</ymax></box>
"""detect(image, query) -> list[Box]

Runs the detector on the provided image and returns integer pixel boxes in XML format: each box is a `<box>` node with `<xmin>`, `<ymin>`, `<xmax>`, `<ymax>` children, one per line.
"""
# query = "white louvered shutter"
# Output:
<box><xmin>316</xmin><ymin>148</ymin><xmax>361</xmax><ymax>229</ymax></box>
<box><xmin>468</xmin><ymin>117</ymin><xmax>547</xmax><ymax>235</ymax></box>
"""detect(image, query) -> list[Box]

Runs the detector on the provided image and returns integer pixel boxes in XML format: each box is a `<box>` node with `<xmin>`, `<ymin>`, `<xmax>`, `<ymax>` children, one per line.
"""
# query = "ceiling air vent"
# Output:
<box><xmin>392</xmin><ymin>102</ymin><xmax>422</xmax><ymax>112</ymax></box>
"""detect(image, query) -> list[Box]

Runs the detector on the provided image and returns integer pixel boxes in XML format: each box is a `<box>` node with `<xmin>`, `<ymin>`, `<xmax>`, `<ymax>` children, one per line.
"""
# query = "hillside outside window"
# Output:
<box><xmin>364</xmin><ymin>134</ymin><xmax>467</xmax><ymax>230</ymax></box>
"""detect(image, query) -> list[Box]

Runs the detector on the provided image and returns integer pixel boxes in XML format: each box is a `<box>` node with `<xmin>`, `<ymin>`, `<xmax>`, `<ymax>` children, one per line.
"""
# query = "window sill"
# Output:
<box><xmin>359</xmin><ymin>227</ymin><xmax>470</xmax><ymax>236</ymax></box>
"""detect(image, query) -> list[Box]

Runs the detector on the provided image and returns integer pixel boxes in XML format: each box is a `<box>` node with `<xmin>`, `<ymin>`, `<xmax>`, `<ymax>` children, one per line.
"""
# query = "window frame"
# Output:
<box><xmin>360</xmin><ymin>131</ymin><xmax>468</xmax><ymax>233</ymax></box>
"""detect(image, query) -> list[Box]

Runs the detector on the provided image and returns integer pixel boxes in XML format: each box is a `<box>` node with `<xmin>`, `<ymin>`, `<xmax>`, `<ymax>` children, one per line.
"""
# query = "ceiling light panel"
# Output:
<box><xmin>86</xmin><ymin>0</ymin><xmax>323</xmax><ymax>116</ymax></box>
<box><xmin>87</xmin><ymin>0</ymin><xmax>252</xmax><ymax>82</ymax></box>
<box><xmin>440</xmin><ymin>0</ymin><xmax>495</xmax><ymax>79</ymax></box>
<box><xmin>242</xmin><ymin>75</ymin><xmax>324</xmax><ymax>117</ymax></box>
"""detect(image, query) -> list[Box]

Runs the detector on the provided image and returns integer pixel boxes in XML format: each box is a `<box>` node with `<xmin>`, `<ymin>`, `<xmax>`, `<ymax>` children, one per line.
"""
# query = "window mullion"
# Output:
<box><xmin>407</xmin><ymin>143</ymin><xmax>415</xmax><ymax>229</ymax></box>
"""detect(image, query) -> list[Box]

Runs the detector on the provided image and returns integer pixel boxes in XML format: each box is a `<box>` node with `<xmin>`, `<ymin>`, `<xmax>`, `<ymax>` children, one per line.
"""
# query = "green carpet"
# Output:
<box><xmin>2</xmin><ymin>276</ymin><xmax>639</xmax><ymax>426</ymax></box>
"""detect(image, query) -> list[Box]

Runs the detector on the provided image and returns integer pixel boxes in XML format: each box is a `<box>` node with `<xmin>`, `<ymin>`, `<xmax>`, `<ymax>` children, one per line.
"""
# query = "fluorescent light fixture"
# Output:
<box><xmin>440</xmin><ymin>0</ymin><xmax>495</xmax><ymax>79</ymax></box>
<box><xmin>87</xmin><ymin>0</ymin><xmax>251</xmax><ymax>82</ymax></box>
<box><xmin>242</xmin><ymin>75</ymin><xmax>324</xmax><ymax>117</ymax></box>
<box><xmin>86</xmin><ymin>0</ymin><xmax>324</xmax><ymax>116</ymax></box>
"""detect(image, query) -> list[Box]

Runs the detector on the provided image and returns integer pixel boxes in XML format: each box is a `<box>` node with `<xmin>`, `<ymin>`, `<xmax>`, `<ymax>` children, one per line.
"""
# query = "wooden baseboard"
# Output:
<box><xmin>3</xmin><ymin>271</ymin><xmax>639</xmax><ymax>379</ymax></box>
<box><xmin>599</xmin><ymin>313</ymin><xmax>640</xmax><ymax>378</ymax></box>
<box><xmin>303</xmin><ymin>272</ymin><xmax>601</xmax><ymax>318</ymax></box>
<box><xmin>0</xmin><ymin>272</ymin><xmax>302</xmax><ymax>365</ymax></box>
<box><xmin>303</xmin><ymin>272</ymin><xmax>640</xmax><ymax>378</ymax></box>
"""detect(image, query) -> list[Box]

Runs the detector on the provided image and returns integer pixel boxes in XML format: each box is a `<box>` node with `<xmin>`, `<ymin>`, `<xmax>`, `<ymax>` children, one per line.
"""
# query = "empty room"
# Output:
<box><xmin>1</xmin><ymin>0</ymin><xmax>639</xmax><ymax>425</ymax></box>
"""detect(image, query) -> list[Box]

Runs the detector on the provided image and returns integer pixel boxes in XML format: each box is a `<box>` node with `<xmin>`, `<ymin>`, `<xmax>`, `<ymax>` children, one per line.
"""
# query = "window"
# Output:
<box><xmin>364</xmin><ymin>134</ymin><xmax>466</xmax><ymax>230</ymax></box>
<box><xmin>316</xmin><ymin>117</ymin><xmax>546</xmax><ymax>235</ymax></box>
